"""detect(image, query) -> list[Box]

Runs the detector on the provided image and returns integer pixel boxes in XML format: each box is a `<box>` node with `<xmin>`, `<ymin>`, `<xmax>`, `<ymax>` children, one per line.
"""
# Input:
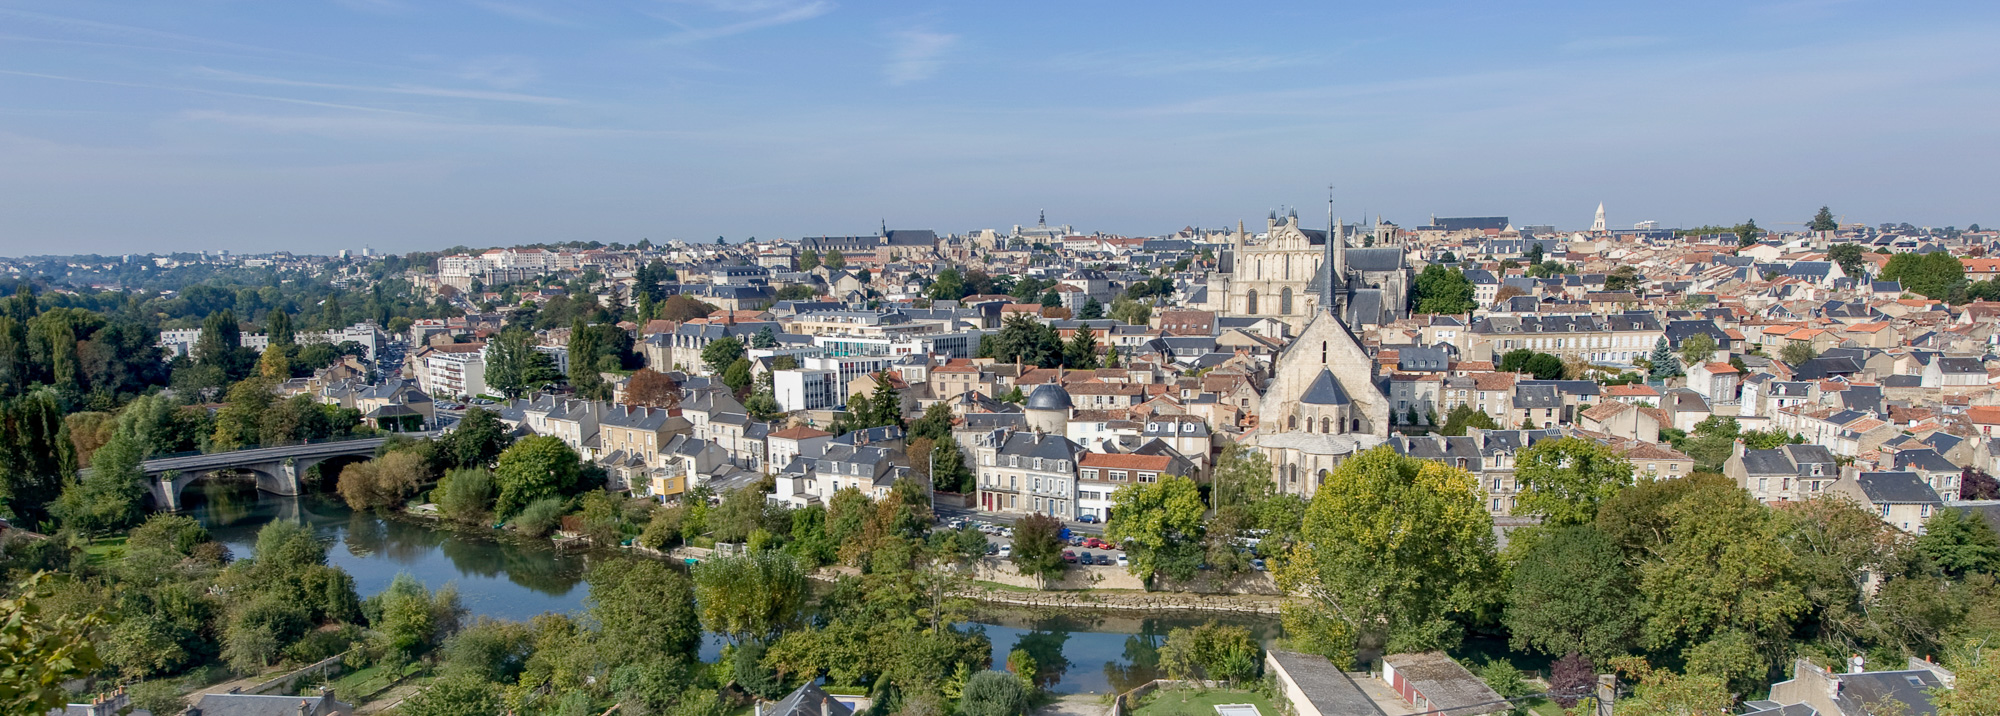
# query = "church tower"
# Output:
<box><xmin>1591</xmin><ymin>202</ymin><xmax>1607</xmax><ymax>232</ymax></box>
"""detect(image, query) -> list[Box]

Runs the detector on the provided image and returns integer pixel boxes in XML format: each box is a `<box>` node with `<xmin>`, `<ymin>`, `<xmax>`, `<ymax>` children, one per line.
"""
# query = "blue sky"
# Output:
<box><xmin>2</xmin><ymin>0</ymin><xmax>1996</xmax><ymax>255</ymax></box>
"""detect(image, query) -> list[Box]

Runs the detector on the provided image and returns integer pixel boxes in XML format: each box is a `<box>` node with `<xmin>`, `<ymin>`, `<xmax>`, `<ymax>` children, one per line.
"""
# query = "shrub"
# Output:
<box><xmin>510</xmin><ymin>497</ymin><xmax>569</xmax><ymax>538</ymax></box>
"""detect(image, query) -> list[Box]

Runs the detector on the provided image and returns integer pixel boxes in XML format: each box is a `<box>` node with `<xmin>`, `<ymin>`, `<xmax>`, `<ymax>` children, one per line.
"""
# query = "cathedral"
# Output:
<box><xmin>1208</xmin><ymin>209</ymin><xmax>1410</xmax><ymax>333</ymax></box>
<box><xmin>1245</xmin><ymin>215</ymin><xmax>1395</xmax><ymax>498</ymax></box>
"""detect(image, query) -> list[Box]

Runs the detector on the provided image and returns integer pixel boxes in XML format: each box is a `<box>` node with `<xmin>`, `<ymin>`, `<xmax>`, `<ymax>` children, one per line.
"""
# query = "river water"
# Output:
<box><xmin>184</xmin><ymin>483</ymin><xmax>1280</xmax><ymax>694</ymax></box>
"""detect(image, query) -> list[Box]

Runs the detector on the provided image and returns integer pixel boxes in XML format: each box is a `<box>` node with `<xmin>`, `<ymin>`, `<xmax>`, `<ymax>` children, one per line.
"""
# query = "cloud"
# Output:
<box><xmin>654</xmin><ymin>1</ymin><xmax>833</xmax><ymax>44</ymax></box>
<box><xmin>455</xmin><ymin>56</ymin><xmax>543</xmax><ymax>89</ymax></box>
<box><xmin>177</xmin><ymin>110</ymin><xmax>662</xmax><ymax>140</ymax></box>
<box><xmin>1557</xmin><ymin>35</ymin><xmax>1669</xmax><ymax>53</ymax></box>
<box><xmin>463</xmin><ymin>0</ymin><xmax>581</xmax><ymax>27</ymax></box>
<box><xmin>194</xmin><ymin>67</ymin><xmax>574</xmax><ymax>104</ymax></box>
<box><xmin>883</xmin><ymin>29</ymin><xmax>957</xmax><ymax>86</ymax></box>
<box><xmin>1047</xmin><ymin>50</ymin><xmax>1323</xmax><ymax>77</ymax></box>
<box><xmin>0</xmin><ymin>68</ymin><xmax>438</xmax><ymax>115</ymax></box>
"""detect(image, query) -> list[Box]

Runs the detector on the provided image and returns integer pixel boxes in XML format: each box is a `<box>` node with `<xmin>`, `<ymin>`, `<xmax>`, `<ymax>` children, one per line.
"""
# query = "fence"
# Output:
<box><xmin>245</xmin><ymin>650</ymin><xmax>352</xmax><ymax>696</ymax></box>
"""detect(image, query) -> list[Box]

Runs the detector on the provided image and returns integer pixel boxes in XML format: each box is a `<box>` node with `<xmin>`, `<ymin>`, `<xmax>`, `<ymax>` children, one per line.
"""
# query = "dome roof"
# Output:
<box><xmin>1025</xmin><ymin>383</ymin><xmax>1073</xmax><ymax>411</ymax></box>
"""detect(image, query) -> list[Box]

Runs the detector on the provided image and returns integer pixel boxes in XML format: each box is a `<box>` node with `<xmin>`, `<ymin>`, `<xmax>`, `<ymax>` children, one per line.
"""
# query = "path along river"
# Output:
<box><xmin>184</xmin><ymin>483</ymin><xmax>1283</xmax><ymax>695</ymax></box>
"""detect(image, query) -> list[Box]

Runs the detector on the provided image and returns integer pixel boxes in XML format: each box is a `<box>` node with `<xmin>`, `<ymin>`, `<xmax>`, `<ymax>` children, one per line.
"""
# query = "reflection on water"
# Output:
<box><xmin>184</xmin><ymin>484</ymin><xmax>1283</xmax><ymax>693</ymax></box>
<box><xmin>963</xmin><ymin>609</ymin><xmax>1283</xmax><ymax>694</ymax></box>
<box><xmin>186</xmin><ymin>482</ymin><xmax>593</xmax><ymax>621</ymax></box>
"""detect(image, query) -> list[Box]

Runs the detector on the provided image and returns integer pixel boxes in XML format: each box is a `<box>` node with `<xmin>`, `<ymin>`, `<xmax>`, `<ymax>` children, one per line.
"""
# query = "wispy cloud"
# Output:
<box><xmin>654</xmin><ymin>0</ymin><xmax>833</xmax><ymax>44</ymax></box>
<box><xmin>455</xmin><ymin>56</ymin><xmax>543</xmax><ymax>89</ymax></box>
<box><xmin>463</xmin><ymin>0</ymin><xmax>581</xmax><ymax>27</ymax></box>
<box><xmin>1558</xmin><ymin>35</ymin><xmax>1668</xmax><ymax>53</ymax></box>
<box><xmin>883</xmin><ymin>28</ymin><xmax>957</xmax><ymax>86</ymax></box>
<box><xmin>1047</xmin><ymin>50</ymin><xmax>1323</xmax><ymax>77</ymax></box>
<box><xmin>0</xmin><ymin>68</ymin><xmax>438</xmax><ymax>115</ymax></box>
<box><xmin>194</xmin><ymin>67</ymin><xmax>574</xmax><ymax>104</ymax></box>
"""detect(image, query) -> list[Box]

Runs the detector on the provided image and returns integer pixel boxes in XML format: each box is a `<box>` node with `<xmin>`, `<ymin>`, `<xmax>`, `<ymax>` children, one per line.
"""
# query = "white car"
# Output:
<box><xmin>1116</xmin><ymin>554</ymin><xmax>1129</xmax><ymax>567</ymax></box>
<box><xmin>998</xmin><ymin>544</ymin><xmax>1012</xmax><ymax>558</ymax></box>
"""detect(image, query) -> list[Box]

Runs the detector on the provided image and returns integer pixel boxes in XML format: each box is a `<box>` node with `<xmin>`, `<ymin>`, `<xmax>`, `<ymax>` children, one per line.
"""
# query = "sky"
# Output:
<box><xmin>1</xmin><ymin>0</ymin><xmax>1997</xmax><ymax>256</ymax></box>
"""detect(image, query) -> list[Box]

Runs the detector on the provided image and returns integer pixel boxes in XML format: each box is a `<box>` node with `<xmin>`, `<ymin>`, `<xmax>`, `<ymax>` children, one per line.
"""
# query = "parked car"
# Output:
<box><xmin>1062</xmin><ymin>550</ymin><xmax>1077</xmax><ymax>563</ymax></box>
<box><xmin>985</xmin><ymin>543</ymin><xmax>998</xmax><ymax>555</ymax></box>
<box><xmin>1078</xmin><ymin>552</ymin><xmax>1093</xmax><ymax>564</ymax></box>
<box><xmin>1116</xmin><ymin>554</ymin><xmax>1129</xmax><ymax>567</ymax></box>
<box><xmin>1096</xmin><ymin>554</ymin><xmax>1114</xmax><ymax>566</ymax></box>
<box><xmin>1068</xmin><ymin>536</ymin><xmax>1085</xmax><ymax>547</ymax></box>
<box><xmin>1078</xmin><ymin>514</ymin><xmax>1098</xmax><ymax>523</ymax></box>
<box><xmin>1084</xmin><ymin>537</ymin><xmax>1106</xmax><ymax>550</ymax></box>
<box><xmin>1252</xmin><ymin>558</ymin><xmax>1267</xmax><ymax>571</ymax></box>
<box><xmin>998</xmin><ymin>545</ymin><xmax>1012</xmax><ymax>558</ymax></box>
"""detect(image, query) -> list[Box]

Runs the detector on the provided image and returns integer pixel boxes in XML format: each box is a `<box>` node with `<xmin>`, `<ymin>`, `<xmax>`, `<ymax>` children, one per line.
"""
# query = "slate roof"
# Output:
<box><xmin>1267</xmin><ymin>651</ymin><xmax>1387</xmax><ymax>716</ymax></box>
<box><xmin>1512</xmin><ymin>384</ymin><xmax>1561</xmax><ymax>409</ymax></box>
<box><xmin>1892</xmin><ymin>448</ymin><xmax>1958</xmax><ymax>474</ymax></box>
<box><xmin>1854</xmin><ymin>472</ymin><xmax>1944</xmax><ymax>505</ymax></box>
<box><xmin>1299</xmin><ymin>369</ymin><xmax>1353</xmax><ymax>406</ymax></box>
<box><xmin>998</xmin><ymin>432</ymin><xmax>1084</xmax><ymax>462</ymax></box>
<box><xmin>765</xmin><ymin>683</ymin><xmax>856</xmax><ymax>716</ymax></box>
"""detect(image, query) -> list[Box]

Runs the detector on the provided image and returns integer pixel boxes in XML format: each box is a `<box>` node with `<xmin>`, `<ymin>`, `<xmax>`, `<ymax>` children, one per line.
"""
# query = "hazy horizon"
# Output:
<box><xmin>3</xmin><ymin>0</ymin><xmax>1996</xmax><ymax>255</ymax></box>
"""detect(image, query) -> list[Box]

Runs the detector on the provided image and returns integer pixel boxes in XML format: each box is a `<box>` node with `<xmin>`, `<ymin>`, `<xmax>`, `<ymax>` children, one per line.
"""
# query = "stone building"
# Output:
<box><xmin>1209</xmin><ymin>208</ymin><xmax>1410</xmax><ymax>333</ymax></box>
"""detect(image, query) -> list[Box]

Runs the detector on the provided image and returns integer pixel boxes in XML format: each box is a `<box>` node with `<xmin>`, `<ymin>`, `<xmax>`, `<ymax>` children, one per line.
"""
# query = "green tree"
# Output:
<box><xmin>53</xmin><ymin>430</ymin><xmax>145</xmax><ymax>535</ymax></box>
<box><xmin>399</xmin><ymin>674</ymin><xmax>502</xmax><ymax>716</ymax></box>
<box><xmin>1105</xmin><ymin>475</ymin><xmax>1207</xmax><ymax>582</ymax></box>
<box><xmin>798</xmin><ymin>249</ymin><xmax>821</xmax><ymax>272</ymax></box>
<box><xmin>1678</xmin><ymin>333</ymin><xmax>1717</xmax><ymax>368</ymax></box>
<box><xmin>985</xmin><ymin>313</ymin><xmax>1062</xmax><ymax>368</ymax></box>
<box><xmin>1439</xmin><ymin>404</ymin><xmax>1499</xmax><ymax>437</ymax></box>
<box><xmin>1158</xmin><ymin>621</ymin><xmax>1261</xmax><ymax>683</ymax></box>
<box><xmin>1933</xmin><ymin>646</ymin><xmax>2000</xmax><ymax>716</ymax></box>
<box><xmin>0</xmin><ymin>574</ymin><xmax>103</xmax><ymax>716</ymax></box>
<box><xmin>1605</xmin><ymin>265</ymin><xmax>1643</xmax><ymax>293</ymax></box>
<box><xmin>1062</xmin><ymin>325</ymin><xmax>1100</xmax><ymax>369</ymax></box>
<box><xmin>1780</xmin><ymin>341</ymin><xmax>1819</xmax><ymax>366</ymax></box>
<box><xmin>1498</xmin><ymin>349</ymin><xmax>1564</xmax><ymax>380</ymax></box>
<box><xmin>435</xmin><ymin>468</ymin><xmax>497</xmax><ymax>525</ymax></box>
<box><xmin>823</xmin><ymin>250</ymin><xmax>845</xmax><ymax>270</ymax></box>
<box><xmin>1039</xmin><ymin>289</ymin><xmax>1061</xmax><ymax>308</ymax></box>
<box><xmin>1879</xmin><ymin>251</ymin><xmax>1965</xmax><ymax>300</ymax></box>
<box><xmin>492</xmin><ymin>436</ymin><xmax>581</xmax><ymax>519</ymax></box>
<box><xmin>692</xmin><ymin>551</ymin><xmax>808</xmax><ymax>644</ymax></box>
<box><xmin>1810</xmin><ymin>206</ymin><xmax>1839</xmax><ymax>232</ymax></box>
<box><xmin>928</xmin><ymin>268</ymin><xmax>966</xmax><ymax>301</ymax></box>
<box><xmin>484</xmin><ymin>327</ymin><xmax>543</xmax><ymax>398</ymax></box>
<box><xmin>1736</xmin><ymin>219</ymin><xmax>1762</xmax><ymax>247</ymax></box>
<box><xmin>931</xmin><ymin>440</ymin><xmax>972</xmax><ymax>494</ymax></box>
<box><xmin>1829</xmin><ymin>243</ymin><xmax>1866</xmax><ymax>279</ymax></box>
<box><xmin>1505</xmin><ymin>525</ymin><xmax>1638</xmax><ymax>658</ymax></box>
<box><xmin>1915</xmin><ymin>507</ymin><xmax>2000</xmax><ymax>579</ymax></box>
<box><xmin>1108</xmin><ymin>297</ymin><xmax>1151</xmax><ymax>326</ymax></box>
<box><xmin>701</xmin><ymin>335</ymin><xmax>746</xmax><ymax>374</ymax></box>
<box><xmin>1009</xmin><ymin>513</ymin><xmax>1068</xmax><ymax>582</ymax></box>
<box><xmin>588</xmin><ymin>559</ymin><xmax>701</xmax><ymax>662</ymax></box>
<box><xmin>1411</xmin><ymin>264</ymin><xmax>1478</xmax><ymax>315</ymax></box>
<box><xmin>1275</xmin><ymin>446</ymin><xmax>1498</xmax><ymax>653</ymax></box>
<box><xmin>567</xmin><ymin>320</ymin><xmax>608</xmax><ymax>400</ymax></box>
<box><xmin>369</xmin><ymin>573</ymin><xmax>464</xmax><ymax>662</ymax></box>
<box><xmin>1078</xmin><ymin>298</ymin><xmax>1104</xmax><ymax>320</ymax></box>
<box><xmin>336</xmin><ymin>450</ymin><xmax>430</xmax><ymax>511</ymax></box>
<box><xmin>1514</xmin><ymin>437</ymin><xmax>1635</xmax><ymax>526</ymax></box>
<box><xmin>1647</xmin><ymin>337</ymin><xmax>1681</xmax><ymax>379</ymax></box>
<box><xmin>960</xmin><ymin>670</ymin><xmax>1031</xmax><ymax>716</ymax></box>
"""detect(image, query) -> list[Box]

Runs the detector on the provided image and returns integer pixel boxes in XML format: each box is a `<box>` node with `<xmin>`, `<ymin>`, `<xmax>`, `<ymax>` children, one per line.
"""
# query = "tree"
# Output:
<box><xmin>930</xmin><ymin>440</ymin><xmax>973</xmax><ymax>494</ymax></box>
<box><xmin>1105</xmin><ymin>475</ymin><xmax>1207</xmax><ymax>582</ymax></box>
<box><xmin>1678</xmin><ymin>333</ymin><xmax>1717</xmax><ymax>368</ymax></box>
<box><xmin>1062</xmin><ymin>326</ymin><xmax>1100</xmax><ymax>369</ymax></box>
<box><xmin>1514</xmin><ymin>437</ymin><xmax>1635</xmax><ymax>526</ymax></box>
<box><xmin>1933</xmin><ymin>647</ymin><xmax>2000</xmax><ymax>716</ymax></box>
<box><xmin>1038</xmin><ymin>289</ymin><xmax>1061</xmax><ymax>308</ymax></box>
<box><xmin>1010</xmin><ymin>514</ymin><xmax>1068</xmax><ymax>582</ymax></box>
<box><xmin>256</xmin><ymin>343</ymin><xmax>290</xmax><ymax>380</ymax></box>
<box><xmin>959</xmin><ymin>670</ymin><xmax>1031</xmax><ymax>716</ymax></box>
<box><xmin>1438</xmin><ymin>404</ymin><xmax>1499</xmax><ymax>437</ymax></box>
<box><xmin>985</xmin><ymin>314</ymin><xmax>1062</xmax><ymax>368</ymax></box>
<box><xmin>928</xmin><ymin>268</ymin><xmax>966</xmax><ymax>301</ymax></box>
<box><xmin>485</xmin><ymin>327</ymin><xmax>550</xmax><ymax>398</ymax></box>
<box><xmin>1829</xmin><ymin>243</ymin><xmax>1867</xmax><ymax>279</ymax></box>
<box><xmin>492</xmin><ymin>436</ymin><xmax>581</xmax><ymax>519</ymax></box>
<box><xmin>692</xmin><ymin>551</ymin><xmax>808</xmax><ymax>644</ymax></box>
<box><xmin>751</xmin><ymin>325</ymin><xmax>778</xmax><ymax>349</ymax></box>
<box><xmin>1498</xmin><ymin>349</ymin><xmax>1564</xmax><ymax>380</ymax></box>
<box><xmin>1078</xmin><ymin>298</ymin><xmax>1104</xmax><ymax>320</ymax></box>
<box><xmin>624</xmin><ymin>368</ymin><xmax>681</xmax><ymax>410</ymax></box>
<box><xmin>1879</xmin><ymin>251</ymin><xmax>1965</xmax><ymax>300</ymax></box>
<box><xmin>370</xmin><ymin>573</ymin><xmax>464</xmax><ymax>662</ymax></box>
<box><xmin>658</xmin><ymin>295</ymin><xmax>717</xmax><ymax>323</ymax></box>
<box><xmin>1275</xmin><ymin>446</ymin><xmax>1498</xmax><ymax>653</ymax></box>
<box><xmin>701</xmin><ymin>335</ymin><xmax>745</xmax><ymax>374</ymax></box>
<box><xmin>1736</xmin><ymin>219</ymin><xmax>1762</xmax><ymax>247</ymax></box>
<box><xmin>1810</xmin><ymin>206</ymin><xmax>1839</xmax><ymax>233</ymax></box>
<box><xmin>1411</xmin><ymin>265</ymin><xmax>1478</xmax><ymax>315</ymax></box>
<box><xmin>0</xmin><ymin>574</ymin><xmax>103</xmax><ymax>716</ymax></box>
<box><xmin>1604</xmin><ymin>265</ymin><xmax>1643</xmax><ymax>293</ymax></box>
<box><xmin>1108</xmin><ymin>297</ymin><xmax>1151</xmax><ymax>326</ymax></box>
<box><xmin>1607</xmin><ymin>657</ymin><xmax>1732</xmax><ymax>716</ymax></box>
<box><xmin>399</xmin><ymin>674</ymin><xmax>501</xmax><ymax>716</ymax></box>
<box><xmin>1962</xmin><ymin>468</ymin><xmax>2000</xmax><ymax>500</ymax></box>
<box><xmin>53</xmin><ymin>430</ymin><xmax>146</xmax><ymax>535</ymax></box>
<box><xmin>432</xmin><ymin>407</ymin><xmax>511</xmax><ymax>472</ymax></box>
<box><xmin>798</xmin><ymin>249</ymin><xmax>821</xmax><ymax>272</ymax></box>
<box><xmin>1505</xmin><ymin>525</ymin><xmax>1638</xmax><ymax>658</ymax></box>
<box><xmin>823</xmin><ymin>250</ymin><xmax>846</xmax><ymax>270</ymax></box>
<box><xmin>1159</xmin><ymin>622</ymin><xmax>1261</xmax><ymax>683</ymax></box>
<box><xmin>1547</xmin><ymin>653</ymin><xmax>1596</xmax><ymax>708</ymax></box>
<box><xmin>337</xmin><ymin>450</ymin><xmax>429</xmax><ymax>511</ymax></box>
<box><xmin>589</xmin><ymin>559</ymin><xmax>701</xmax><ymax>662</ymax></box>
<box><xmin>1647</xmin><ymin>337</ymin><xmax>1681</xmax><ymax>379</ymax></box>
<box><xmin>566</xmin><ymin>321</ymin><xmax>608</xmax><ymax>400</ymax></box>
<box><xmin>1915</xmin><ymin>508</ymin><xmax>2000</xmax><ymax>579</ymax></box>
<box><xmin>436</xmin><ymin>468</ymin><xmax>497</xmax><ymax>525</ymax></box>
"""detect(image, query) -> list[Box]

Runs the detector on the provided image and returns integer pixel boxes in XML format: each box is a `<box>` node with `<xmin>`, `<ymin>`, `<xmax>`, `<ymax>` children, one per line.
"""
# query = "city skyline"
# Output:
<box><xmin>2</xmin><ymin>0</ymin><xmax>1996</xmax><ymax>254</ymax></box>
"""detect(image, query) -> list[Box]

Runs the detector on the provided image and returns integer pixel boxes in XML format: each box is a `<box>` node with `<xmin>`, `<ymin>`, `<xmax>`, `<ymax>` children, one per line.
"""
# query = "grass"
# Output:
<box><xmin>970</xmin><ymin>580</ymin><xmax>1042</xmax><ymax>592</ymax></box>
<box><xmin>83</xmin><ymin>536</ymin><xmax>128</xmax><ymax>566</ymax></box>
<box><xmin>326</xmin><ymin>662</ymin><xmax>423</xmax><ymax>702</ymax></box>
<box><xmin>1131</xmin><ymin>687</ymin><xmax>1278</xmax><ymax>716</ymax></box>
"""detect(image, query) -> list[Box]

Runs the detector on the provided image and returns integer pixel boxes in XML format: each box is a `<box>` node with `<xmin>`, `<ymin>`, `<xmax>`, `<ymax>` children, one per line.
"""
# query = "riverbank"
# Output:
<box><xmin>958</xmin><ymin>583</ymin><xmax>1286</xmax><ymax>615</ymax></box>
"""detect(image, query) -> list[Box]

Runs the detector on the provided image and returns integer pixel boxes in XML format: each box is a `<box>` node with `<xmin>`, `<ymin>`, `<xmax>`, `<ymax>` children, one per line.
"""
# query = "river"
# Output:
<box><xmin>184</xmin><ymin>483</ymin><xmax>1283</xmax><ymax>694</ymax></box>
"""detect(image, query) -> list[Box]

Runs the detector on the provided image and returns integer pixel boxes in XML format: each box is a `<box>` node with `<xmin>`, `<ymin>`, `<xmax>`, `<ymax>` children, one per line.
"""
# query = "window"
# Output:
<box><xmin>1491</xmin><ymin>477</ymin><xmax>1502</xmax><ymax>490</ymax></box>
<box><xmin>1758</xmin><ymin>478</ymin><xmax>1768</xmax><ymax>491</ymax></box>
<box><xmin>1009</xmin><ymin>456</ymin><xmax>1019</xmax><ymax>468</ymax></box>
<box><xmin>1058</xmin><ymin>461</ymin><xmax>1068</xmax><ymax>472</ymax></box>
<box><xmin>1111</xmin><ymin>470</ymin><xmax>1128</xmax><ymax>482</ymax></box>
<box><xmin>1879</xmin><ymin>504</ymin><xmax>1890</xmax><ymax>517</ymax></box>
<box><xmin>1139</xmin><ymin>472</ymin><xmax>1158</xmax><ymax>483</ymax></box>
<box><xmin>1147</xmin><ymin>423</ymin><xmax>1158</xmax><ymax>432</ymax></box>
<box><xmin>1033</xmin><ymin>458</ymin><xmax>1044</xmax><ymax>471</ymax></box>
<box><xmin>1082</xmin><ymin>469</ymin><xmax>1098</xmax><ymax>480</ymax></box>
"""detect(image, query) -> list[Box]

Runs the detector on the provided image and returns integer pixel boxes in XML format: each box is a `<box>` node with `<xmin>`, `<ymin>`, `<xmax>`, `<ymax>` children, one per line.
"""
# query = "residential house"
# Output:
<box><xmin>1727</xmin><ymin>442</ymin><xmax>1840</xmax><ymax>503</ymax></box>
<box><xmin>1830</xmin><ymin>470</ymin><xmax>1944</xmax><ymax>534</ymax></box>
<box><xmin>976</xmin><ymin>431</ymin><xmax>1083</xmax><ymax>517</ymax></box>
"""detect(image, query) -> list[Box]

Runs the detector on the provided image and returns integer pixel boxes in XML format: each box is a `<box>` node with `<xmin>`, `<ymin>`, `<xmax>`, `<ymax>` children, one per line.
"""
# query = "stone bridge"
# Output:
<box><xmin>137</xmin><ymin>433</ymin><xmax>434</xmax><ymax>511</ymax></box>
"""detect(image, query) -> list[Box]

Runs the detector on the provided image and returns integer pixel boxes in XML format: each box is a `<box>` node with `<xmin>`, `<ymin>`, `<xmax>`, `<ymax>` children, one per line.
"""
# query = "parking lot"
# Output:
<box><xmin>945</xmin><ymin>517</ymin><xmax>1130</xmax><ymax>569</ymax></box>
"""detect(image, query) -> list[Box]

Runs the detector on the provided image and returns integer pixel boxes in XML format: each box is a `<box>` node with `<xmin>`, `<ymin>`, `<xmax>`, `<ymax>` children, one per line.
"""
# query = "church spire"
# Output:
<box><xmin>1323</xmin><ymin>186</ymin><xmax>1342</xmax><ymax>314</ymax></box>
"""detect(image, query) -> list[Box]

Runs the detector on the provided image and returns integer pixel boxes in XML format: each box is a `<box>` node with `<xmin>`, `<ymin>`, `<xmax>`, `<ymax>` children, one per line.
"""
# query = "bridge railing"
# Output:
<box><xmin>143</xmin><ymin>431</ymin><xmax>410</xmax><ymax>462</ymax></box>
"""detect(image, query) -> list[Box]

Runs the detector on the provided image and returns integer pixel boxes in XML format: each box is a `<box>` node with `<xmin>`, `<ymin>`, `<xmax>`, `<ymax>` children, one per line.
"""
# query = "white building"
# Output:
<box><xmin>774</xmin><ymin>369</ymin><xmax>840</xmax><ymax>413</ymax></box>
<box><xmin>420</xmin><ymin>343</ymin><xmax>489</xmax><ymax>398</ymax></box>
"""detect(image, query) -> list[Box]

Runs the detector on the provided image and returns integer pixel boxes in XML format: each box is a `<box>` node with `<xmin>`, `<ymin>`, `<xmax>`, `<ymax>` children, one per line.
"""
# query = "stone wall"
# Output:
<box><xmin>957</xmin><ymin>584</ymin><xmax>1284</xmax><ymax>615</ymax></box>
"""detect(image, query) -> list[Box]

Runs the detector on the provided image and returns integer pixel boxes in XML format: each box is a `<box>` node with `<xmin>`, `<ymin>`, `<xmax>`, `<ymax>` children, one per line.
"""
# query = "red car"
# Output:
<box><xmin>1062</xmin><ymin>550</ymin><xmax>1078</xmax><ymax>563</ymax></box>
